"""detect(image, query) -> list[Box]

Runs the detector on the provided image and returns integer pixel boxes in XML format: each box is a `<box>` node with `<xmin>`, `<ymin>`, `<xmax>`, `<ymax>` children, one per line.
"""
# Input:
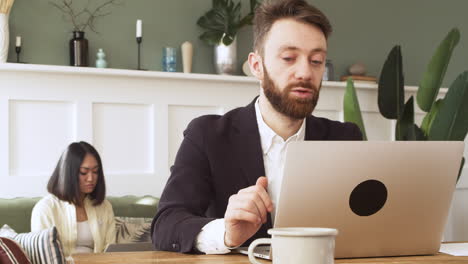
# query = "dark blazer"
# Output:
<box><xmin>151</xmin><ymin>98</ymin><xmax>362</xmax><ymax>253</ymax></box>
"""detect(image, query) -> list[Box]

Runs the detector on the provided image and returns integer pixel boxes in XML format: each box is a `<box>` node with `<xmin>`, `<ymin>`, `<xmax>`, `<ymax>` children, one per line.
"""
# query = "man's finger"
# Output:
<box><xmin>226</xmin><ymin>208</ymin><xmax>261</xmax><ymax>224</ymax></box>
<box><xmin>255</xmin><ymin>177</ymin><xmax>273</xmax><ymax>212</ymax></box>
<box><xmin>238</xmin><ymin>192</ymin><xmax>268</xmax><ymax>223</ymax></box>
<box><xmin>256</xmin><ymin>176</ymin><xmax>268</xmax><ymax>189</ymax></box>
<box><xmin>229</xmin><ymin>198</ymin><xmax>261</xmax><ymax>217</ymax></box>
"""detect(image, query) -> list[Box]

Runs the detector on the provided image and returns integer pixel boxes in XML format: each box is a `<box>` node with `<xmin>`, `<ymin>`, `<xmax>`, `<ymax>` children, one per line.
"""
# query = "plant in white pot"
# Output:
<box><xmin>197</xmin><ymin>0</ymin><xmax>260</xmax><ymax>75</ymax></box>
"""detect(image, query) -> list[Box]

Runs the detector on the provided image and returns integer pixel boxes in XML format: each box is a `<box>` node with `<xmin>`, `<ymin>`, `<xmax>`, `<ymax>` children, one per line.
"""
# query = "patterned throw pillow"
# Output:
<box><xmin>0</xmin><ymin>224</ymin><xmax>66</xmax><ymax>264</ymax></box>
<box><xmin>0</xmin><ymin>237</ymin><xmax>31</xmax><ymax>264</ymax></box>
<box><xmin>115</xmin><ymin>217</ymin><xmax>152</xmax><ymax>243</ymax></box>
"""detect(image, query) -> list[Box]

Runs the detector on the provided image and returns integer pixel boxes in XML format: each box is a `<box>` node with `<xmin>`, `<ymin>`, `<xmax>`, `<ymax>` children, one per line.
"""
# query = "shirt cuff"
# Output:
<box><xmin>195</xmin><ymin>218</ymin><xmax>231</xmax><ymax>254</ymax></box>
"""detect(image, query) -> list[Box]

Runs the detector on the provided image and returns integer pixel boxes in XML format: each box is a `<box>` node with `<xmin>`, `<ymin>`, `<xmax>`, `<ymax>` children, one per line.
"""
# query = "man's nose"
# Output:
<box><xmin>294</xmin><ymin>58</ymin><xmax>313</xmax><ymax>81</ymax></box>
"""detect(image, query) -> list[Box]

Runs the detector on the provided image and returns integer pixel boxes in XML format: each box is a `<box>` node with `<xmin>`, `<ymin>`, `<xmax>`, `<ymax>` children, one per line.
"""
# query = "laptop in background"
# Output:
<box><xmin>104</xmin><ymin>242</ymin><xmax>154</xmax><ymax>253</ymax></box>
<box><xmin>239</xmin><ymin>141</ymin><xmax>464</xmax><ymax>259</ymax></box>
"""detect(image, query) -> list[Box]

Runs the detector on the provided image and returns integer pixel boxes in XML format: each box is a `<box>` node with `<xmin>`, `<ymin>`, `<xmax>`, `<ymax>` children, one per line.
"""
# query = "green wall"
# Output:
<box><xmin>7</xmin><ymin>0</ymin><xmax>468</xmax><ymax>86</ymax></box>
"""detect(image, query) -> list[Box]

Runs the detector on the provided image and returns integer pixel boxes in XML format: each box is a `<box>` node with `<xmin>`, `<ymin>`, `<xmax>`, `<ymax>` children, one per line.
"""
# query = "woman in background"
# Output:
<box><xmin>31</xmin><ymin>141</ymin><xmax>116</xmax><ymax>257</ymax></box>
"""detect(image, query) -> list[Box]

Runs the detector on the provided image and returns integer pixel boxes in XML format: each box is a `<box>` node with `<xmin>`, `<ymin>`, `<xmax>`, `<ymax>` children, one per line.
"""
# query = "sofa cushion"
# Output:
<box><xmin>0</xmin><ymin>237</ymin><xmax>31</xmax><ymax>264</ymax></box>
<box><xmin>107</xmin><ymin>195</ymin><xmax>159</xmax><ymax>218</ymax></box>
<box><xmin>0</xmin><ymin>195</ymin><xmax>159</xmax><ymax>233</ymax></box>
<box><xmin>0</xmin><ymin>197</ymin><xmax>41</xmax><ymax>233</ymax></box>
<box><xmin>0</xmin><ymin>224</ymin><xmax>66</xmax><ymax>264</ymax></box>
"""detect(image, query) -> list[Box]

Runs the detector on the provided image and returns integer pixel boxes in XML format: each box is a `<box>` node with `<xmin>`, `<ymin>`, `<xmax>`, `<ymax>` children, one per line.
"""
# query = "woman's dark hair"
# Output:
<box><xmin>47</xmin><ymin>141</ymin><xmax>106</xmax><ymax>206</ymax></box>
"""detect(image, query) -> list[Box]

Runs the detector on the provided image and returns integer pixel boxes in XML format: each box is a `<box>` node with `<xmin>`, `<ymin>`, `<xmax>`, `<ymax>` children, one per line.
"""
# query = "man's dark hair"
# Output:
<box><xmin>47</xmin><ymin>141</ymin><xmax>106</xmax><ymax>206</ymax></box>
<box><xmin>253</xmin><ymin>0</ymin><xmax>332</xmax><ymax>54</ymax></box>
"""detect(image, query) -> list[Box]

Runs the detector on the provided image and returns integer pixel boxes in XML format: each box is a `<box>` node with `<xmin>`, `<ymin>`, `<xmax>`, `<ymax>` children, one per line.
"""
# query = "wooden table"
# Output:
<box><xmin>71</xmin><ymin>251</ymin><xmax>468</xmax><ymax>264</ymax></box>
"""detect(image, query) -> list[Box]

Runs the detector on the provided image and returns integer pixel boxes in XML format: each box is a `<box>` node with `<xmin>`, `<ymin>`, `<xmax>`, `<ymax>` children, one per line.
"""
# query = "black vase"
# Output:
<box><xmin>70</xmin><ymin>31</ymin><xmax>89</xmax><ymax>67</ymax></box>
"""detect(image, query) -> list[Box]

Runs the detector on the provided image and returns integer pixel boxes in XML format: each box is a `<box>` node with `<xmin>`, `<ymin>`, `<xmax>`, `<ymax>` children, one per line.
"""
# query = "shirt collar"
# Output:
<box><xmin>255</xmin><ymin>98</ymin><xmax>306</xmax><ymax>155</ymax></box>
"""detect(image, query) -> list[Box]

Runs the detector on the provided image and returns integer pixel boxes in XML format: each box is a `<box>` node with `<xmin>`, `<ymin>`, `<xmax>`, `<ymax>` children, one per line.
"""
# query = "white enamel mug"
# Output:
<box><xmin>248</xmin><ymin>227</ymin><xmax>338</xmax><ymax>264</ymax></box>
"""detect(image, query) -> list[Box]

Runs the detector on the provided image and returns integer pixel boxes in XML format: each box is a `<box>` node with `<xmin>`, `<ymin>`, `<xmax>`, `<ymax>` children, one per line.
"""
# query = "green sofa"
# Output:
<box><xmin>0</xmin><ymin>195</ymin><xmax>159</xmax><ymax>233</ymax></box>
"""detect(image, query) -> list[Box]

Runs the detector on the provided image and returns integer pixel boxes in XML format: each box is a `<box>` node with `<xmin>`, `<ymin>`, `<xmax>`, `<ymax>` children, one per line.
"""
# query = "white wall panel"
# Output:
<box><xmin>9</xmin><ymin>100</ymin><xmax>75</xmax><ymax>177</ymax></box>
<box><xmin>362</xmin><ymin>111</ymin><xmax>393</xmax><ymax>141</ymax></box>
<box><xmin>93</xmin><ymin>103</ymin><xmax>154</xmax><ymax>174</ymax></box>
<box><xmin>168</xmin><ymin>105</ymin><xmax>222</xmax><ymax>167</ymax></box>
<box><xmin>446</xmin><ymin>189</ymin><xmax>468</xmax><ymax>241</ymax></box>
<box><xmin>313</xmin><ymin>110</ymin><xmax>339</xmax><ymax>121</ymax></box>
<box><xmin>0</xmin><ymin>97</ymin><xmax>9</xmax><ymax>184</ymax></box>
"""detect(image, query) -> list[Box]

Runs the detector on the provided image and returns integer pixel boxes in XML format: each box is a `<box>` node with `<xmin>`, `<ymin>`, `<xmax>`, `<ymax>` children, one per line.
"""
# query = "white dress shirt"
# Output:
<box><xmin>195</xmin><ymin>99</ymin><xmax>306</xmax><ymax>254</ymax></box>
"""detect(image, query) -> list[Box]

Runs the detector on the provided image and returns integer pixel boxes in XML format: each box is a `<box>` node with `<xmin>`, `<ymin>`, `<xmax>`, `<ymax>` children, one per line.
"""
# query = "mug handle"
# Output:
<box><xmin>248</xmin><ymin>238</ymin><xmax>271</xmax><ymax>264</ymax></box>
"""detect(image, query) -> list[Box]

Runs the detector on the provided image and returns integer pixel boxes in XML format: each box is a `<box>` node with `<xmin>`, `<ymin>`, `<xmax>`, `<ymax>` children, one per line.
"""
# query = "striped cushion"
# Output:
<box><xmin>0</xmin><ymin>237</ymin><xmax>31</xmax><ymax>264</ymax></box>
<box><xmin>0</xmin><ymin>225</ymin><xmax>65</xmax><ymax>264</ymax></box>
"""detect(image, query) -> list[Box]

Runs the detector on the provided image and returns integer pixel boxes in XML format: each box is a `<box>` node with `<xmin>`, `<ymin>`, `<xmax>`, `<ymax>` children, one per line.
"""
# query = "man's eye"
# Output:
<box><xmin>311</xmin><ymin>60</ymin><xmax>323</xmax><ymax>65</ymax></box>
<box><xmin>282</xmin><ymin>57</ymin><xmax>294</xmax><ymax>62</ymax></box>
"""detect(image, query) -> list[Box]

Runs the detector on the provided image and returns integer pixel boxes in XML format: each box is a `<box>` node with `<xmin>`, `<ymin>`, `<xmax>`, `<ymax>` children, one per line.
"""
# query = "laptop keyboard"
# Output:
<box><xmin>254</xmin><ymin>246</ymin><xmax>271</xmax><ymax>255</ymax></box>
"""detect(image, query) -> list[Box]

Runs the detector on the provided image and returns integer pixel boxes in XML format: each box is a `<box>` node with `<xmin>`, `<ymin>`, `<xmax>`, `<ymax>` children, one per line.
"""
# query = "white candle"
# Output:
<box><xmin>16</xmin><ymin>36</ymin><xmax>21</xmax><ymax>47</ymax></box>
<box><xmin>136</xmin><ymin>20</ymin><xmax>142</xmax><ymax>38</ymax></box>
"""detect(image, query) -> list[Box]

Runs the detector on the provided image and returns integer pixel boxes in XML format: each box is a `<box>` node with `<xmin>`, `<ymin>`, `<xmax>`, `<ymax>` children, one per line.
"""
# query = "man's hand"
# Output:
<box><xmin>224</xmin><ymin>176</ymin><xmax>273</xmax><ymax>248</ymax></box>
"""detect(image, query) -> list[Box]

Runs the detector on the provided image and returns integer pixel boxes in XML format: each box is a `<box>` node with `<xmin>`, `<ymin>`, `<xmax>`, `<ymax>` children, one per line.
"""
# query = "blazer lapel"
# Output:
<box><xmin>231</xmin><ymin>98</ymin><xmax>273</xmax><ymax>230</ymax></box>
<box><xmin>231</xmin><ymin>98</ymin><xmax>266</xmax><ymax>187</ymax></box>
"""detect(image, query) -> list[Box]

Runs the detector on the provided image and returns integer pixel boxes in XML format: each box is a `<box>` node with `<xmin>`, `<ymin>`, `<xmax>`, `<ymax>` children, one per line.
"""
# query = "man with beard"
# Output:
<box><xmin>151</xmin><ymin>0</ymin><xmax>362</xmax><ymax>254</ymax></box>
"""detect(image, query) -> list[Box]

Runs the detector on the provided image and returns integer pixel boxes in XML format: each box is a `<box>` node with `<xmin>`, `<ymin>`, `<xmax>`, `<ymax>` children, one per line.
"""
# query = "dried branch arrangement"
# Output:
<box><xmin>49</xmin><ymin>0</ymin><xmax>121</xmax><ymax>33</ymax></box>
<box><xmin>0</xmin><ymin>0</ymin><xmax>15</xmax><ymax>14</ymax></box>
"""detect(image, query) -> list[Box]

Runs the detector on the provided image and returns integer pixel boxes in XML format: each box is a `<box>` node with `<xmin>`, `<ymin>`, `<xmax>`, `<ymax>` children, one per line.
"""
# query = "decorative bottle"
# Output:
<box><xmin>96</xmin><ymin>48</ymin><xmax>107</xmax><ymax>68</ymax></box>
<box><xmin>70</xmin><ymin>31</ymin><xmax>89</xmax><ymax>67</ymax></box>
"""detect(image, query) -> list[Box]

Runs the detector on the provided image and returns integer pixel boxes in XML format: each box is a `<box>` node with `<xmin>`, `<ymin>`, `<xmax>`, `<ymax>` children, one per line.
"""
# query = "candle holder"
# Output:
<box><xmin>15</xmin><ymin>46</ymin><xmax>21</xmax><ymax>63</ymax></box>
<box><xmin>136</xmin><ymin>37</ymin><xmax>146</xmax><ymax>70</ymax></box>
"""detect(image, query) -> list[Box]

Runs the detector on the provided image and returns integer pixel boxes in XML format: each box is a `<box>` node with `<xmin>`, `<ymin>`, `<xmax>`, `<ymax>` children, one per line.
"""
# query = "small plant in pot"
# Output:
<box><xmin>49</xmin><ymin>0</ymin><xmax>121</xmax><ymax>67</ymax></box>
<box><xmin>197</xmin><ymin>0</ymin><xmax>260</xmax><ymax>75</ymax></box>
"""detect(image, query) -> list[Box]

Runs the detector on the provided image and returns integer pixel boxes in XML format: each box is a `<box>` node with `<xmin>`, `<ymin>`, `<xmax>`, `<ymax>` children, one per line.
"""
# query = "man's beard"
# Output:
<box><xmin>262</xmin><ymin>65</ymin><xmax>321</xmax><ymax>120</ymax></box>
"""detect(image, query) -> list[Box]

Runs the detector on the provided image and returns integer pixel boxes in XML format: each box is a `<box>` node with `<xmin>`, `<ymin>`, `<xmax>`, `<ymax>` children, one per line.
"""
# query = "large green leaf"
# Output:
<box><xmin>198</xmin><ymin>0</ymin><xmax>256</xmax><ymax>46</ymax></box>
<box><xmin>429</xmin><ymin>71</ymin><xmax>468</xmax><ymax>140</ymax></box>
<box><xmin>396</xmin><ymin>96</ymin><xmax>415</xmax><ymax>140</ymax></box>
<box><xmin>343</xmin><ymin>78</ymin><xmax>367</xmax><ymax>140</ymax></box>
<box><xmin>458</xmin><ymin>157</ymin><xmax>465</xmax><ymax>183</ymax></box>
<box><xmin>198</xmin><ymin>0</ymin><xmax>243</xmax><ymax>46</ymax></box>
<box><xmin>238</xmin><ymin>13</ymin><xmax>254</xmax><ymax>28</ymax></box>
<box><xmin>420</xmin><ymin>99</ymin><xmax>444</xmax><ymax>137</ymax></box>
<box><xmin>221</xmin><ymin>34</ymin><xmax>235</xmax><ymax>46</ymax></box>
<box><xmin>249</xmin><ymin>0</ymin><xmax>259</xmax><ymax>13</ymax></box>
<box><xmin>378</xmin><ymin>45</ymin><xmax>405</xmax><ymax>120</ymax></box>
<box><xmin>199</xmin><ymin>31</ymin><xmax>224</xmax><ymax>46</ymax></box>
<box><xmin>197</xmin><ymin>10</ymin><xmax>225</xmax><ymax>31</ymax></box>
<box><xmin>417</xmin><ymin>28</ymin><xmax>460</xmax><ymax>112</ymax></box>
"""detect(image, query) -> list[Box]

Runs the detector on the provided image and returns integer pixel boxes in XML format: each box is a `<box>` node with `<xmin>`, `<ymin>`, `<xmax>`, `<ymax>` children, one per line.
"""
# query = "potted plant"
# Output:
<box><xmin>197</xmin><ymin>0</ymin><xmax>260</xmax><ymax>74</ymax></box>
<box><xmin>343</xmin><ymin>28</ymin><xmax>467</xmax><ymax>182</ymax></box>
<box><xmin>50</xmin><ymin>0</ymin><xmax>121</xmax><ymax>67</ymax></box>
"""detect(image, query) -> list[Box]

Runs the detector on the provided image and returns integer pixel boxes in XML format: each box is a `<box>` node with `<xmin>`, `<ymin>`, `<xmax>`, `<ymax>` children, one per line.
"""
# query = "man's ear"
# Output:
<box><xmin>248</xmin><ymin>52</ymin><xmax>264</xmax><ymax>80</ymax></box>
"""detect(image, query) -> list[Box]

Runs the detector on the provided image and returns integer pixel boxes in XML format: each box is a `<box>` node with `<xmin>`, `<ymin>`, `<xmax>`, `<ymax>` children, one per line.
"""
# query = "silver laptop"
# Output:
<box><xmin>238</xmin><ymin>141</ymin><xmax>464</xmax><ymax>259</ymax></box>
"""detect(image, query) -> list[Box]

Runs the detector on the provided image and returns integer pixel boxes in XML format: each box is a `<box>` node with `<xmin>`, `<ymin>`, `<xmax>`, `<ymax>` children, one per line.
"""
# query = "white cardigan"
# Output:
<box><xmin>31</xmin><ymin>194</ymin><xmax>116</xmax><ymax>257</ymax></box>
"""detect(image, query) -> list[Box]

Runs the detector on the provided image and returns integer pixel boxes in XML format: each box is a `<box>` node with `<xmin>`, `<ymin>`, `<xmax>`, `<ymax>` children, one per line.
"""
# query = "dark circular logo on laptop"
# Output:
<box><xmin>349</xmin><ymin>179</ymin><xmax>387</xmax><ymax>216</ymax></box>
